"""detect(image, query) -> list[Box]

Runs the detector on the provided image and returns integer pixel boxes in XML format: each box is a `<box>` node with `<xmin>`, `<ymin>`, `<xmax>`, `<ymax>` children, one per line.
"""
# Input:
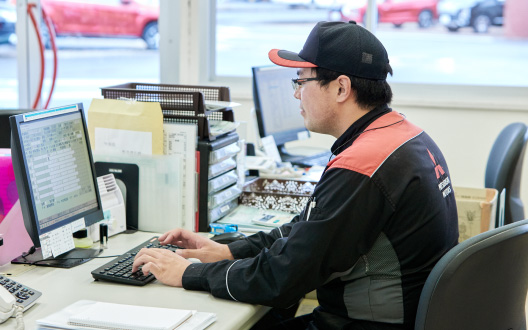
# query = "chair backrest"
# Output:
<box><xmin>485</xmin><ymin>122</ymin><xmax>528</xmax><ymax>225</ymax></box>
<box><xmin>414</xmin><ymin>219</ymin><xmax>528</xmax><ymax>330</ymax></box>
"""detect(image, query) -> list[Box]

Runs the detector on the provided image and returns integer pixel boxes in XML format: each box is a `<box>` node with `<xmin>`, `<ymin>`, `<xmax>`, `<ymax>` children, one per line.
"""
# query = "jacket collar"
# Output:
<box><xmin>330</xmin><ymin>104</ymin><xmax>392</xmax><ymax>156</ymax></box>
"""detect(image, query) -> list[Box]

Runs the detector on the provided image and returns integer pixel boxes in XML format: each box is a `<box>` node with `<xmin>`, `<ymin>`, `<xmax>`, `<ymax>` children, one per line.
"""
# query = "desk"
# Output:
<box><xmin>0</xmin><ymin>231</ymin><xmax>270</xmax><ymax>329</ymax></box>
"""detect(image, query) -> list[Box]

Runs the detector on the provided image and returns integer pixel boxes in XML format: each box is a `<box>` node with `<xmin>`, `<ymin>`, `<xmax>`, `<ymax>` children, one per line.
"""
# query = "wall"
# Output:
<box><xmin>505</xmin><ymin>0</ymin><xmax>528</xmax><ymax>39</ymax></box>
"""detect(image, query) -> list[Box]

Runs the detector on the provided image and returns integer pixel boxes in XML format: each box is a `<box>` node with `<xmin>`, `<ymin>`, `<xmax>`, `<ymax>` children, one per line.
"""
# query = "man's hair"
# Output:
<box><xmin>313</xmin><ymin>67</ymin><xmax>393</xmax><ymax>109</ymax></box>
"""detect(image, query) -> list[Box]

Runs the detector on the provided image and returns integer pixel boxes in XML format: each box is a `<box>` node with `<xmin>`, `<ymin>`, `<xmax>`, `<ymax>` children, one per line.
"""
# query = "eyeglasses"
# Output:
<box><xmin>291</xmin><ymin>77</ymin><xmax>319</xmax><ymax>91</ymax></box>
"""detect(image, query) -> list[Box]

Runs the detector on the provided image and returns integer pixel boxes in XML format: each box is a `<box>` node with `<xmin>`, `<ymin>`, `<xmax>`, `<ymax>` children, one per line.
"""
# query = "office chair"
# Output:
<box><xmin>414</xmin><ymin>219</ymin><xmax>528</xmax><ymax>330</ymax></box>
<box><xmin>485</xmin><ymin>122</ymin><xmax>528</xmax><ymax>226</ymax></box>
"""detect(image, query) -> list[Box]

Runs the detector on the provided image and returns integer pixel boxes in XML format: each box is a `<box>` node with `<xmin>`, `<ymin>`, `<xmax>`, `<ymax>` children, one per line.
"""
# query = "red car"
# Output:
<box><xmin>40</xmin><ymin>0</ymin><xmax>159</xmax><ymax>49</ymax></box>
<box><xmin>330</xmin><ymin>0</ymin><xmax>438</xmax><ymax>28</ymax></box>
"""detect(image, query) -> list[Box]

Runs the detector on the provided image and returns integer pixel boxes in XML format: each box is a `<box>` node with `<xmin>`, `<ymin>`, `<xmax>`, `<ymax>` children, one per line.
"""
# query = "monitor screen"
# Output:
<box><xmin>252</xmin><ymin>65</ymin><xmax>309</xmax><ymax>152</ymax></box>
<box><xmin>9</xmin><ymin>104</ymin><xmax>103</xmax><ymax>268</ymax></box>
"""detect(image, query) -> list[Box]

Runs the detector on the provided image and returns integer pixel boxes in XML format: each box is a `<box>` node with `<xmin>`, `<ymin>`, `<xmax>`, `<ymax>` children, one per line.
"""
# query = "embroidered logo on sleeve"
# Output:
<box><xmin>428</xmin><ymin>149</ymin><xmax>451</xmax><ymax>198</ymax></box>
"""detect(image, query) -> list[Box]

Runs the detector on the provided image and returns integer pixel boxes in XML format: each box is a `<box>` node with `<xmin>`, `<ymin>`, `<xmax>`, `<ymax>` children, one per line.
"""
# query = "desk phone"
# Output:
<box><xmin>0</xmin><ymin>276</ymin><xmax>42</xmax><ymax>323</ymax></box>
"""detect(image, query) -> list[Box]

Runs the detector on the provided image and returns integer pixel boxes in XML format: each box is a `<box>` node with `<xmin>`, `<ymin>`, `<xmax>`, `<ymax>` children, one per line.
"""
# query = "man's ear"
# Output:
<box><xmin>335</xmin><ymin>75</ymin><xmax>352</xmax><ymax>103</ymax></box>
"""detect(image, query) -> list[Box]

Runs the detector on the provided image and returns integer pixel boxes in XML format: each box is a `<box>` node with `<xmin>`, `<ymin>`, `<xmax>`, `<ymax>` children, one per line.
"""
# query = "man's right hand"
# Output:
<box><xmin>158</xmin><ymin>228</ymin><xmax>234</xmax><ymax>263</ymax></box>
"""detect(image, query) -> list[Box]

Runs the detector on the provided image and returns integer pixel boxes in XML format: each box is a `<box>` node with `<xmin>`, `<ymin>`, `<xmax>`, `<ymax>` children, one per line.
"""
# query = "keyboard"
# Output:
<box><xmin>91</xmin><ymin>236</ymin><xmax>181</xmax><ymax>286</ymax></box>
<box><xmin>288</xmin><ymin>151</ymin><xmax>332</xmax><ymax>168</ymax></box>
<box><xmin>0</xmin><ymin>276</ymin><xmax>42</xmax><ymax>312</ymax></box>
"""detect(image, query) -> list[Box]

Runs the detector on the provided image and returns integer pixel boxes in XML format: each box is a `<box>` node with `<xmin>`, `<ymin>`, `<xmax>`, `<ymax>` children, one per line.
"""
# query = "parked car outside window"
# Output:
<box><xmin>437</xmin><ymin>0</ymin><xmax>504</xmax><ymax>33</ymax></box>
<box><xmin>0</xmin><ymin>2</ymin><xmax>16</xmax><ymax>45</ymax></box>
<box><xmin>329</xmin><ymin>0</ymin><xmax>438</xmax><ymax>28</ymax></box>
<box><xmin>41</xmin><ymin>0</ymin><xmax>160</xmax><ymax>49</ymax></box>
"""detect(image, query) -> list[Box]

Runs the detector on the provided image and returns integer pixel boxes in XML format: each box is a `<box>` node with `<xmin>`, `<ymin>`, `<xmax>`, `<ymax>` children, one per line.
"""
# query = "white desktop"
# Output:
<box><xmin>0</xmin><ymin>231</ymin><xmax>270</xmax><ymax>329</ymax></box>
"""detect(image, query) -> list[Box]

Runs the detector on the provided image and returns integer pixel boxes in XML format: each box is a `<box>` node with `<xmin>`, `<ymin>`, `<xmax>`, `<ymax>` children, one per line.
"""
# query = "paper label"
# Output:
<box><xmin>39</xmin><ymin>225</ymin><xmax>76</xmax><ymax>258</ymax></box>
<box><xmin>39</xmin><ymin>234</ymin><xmax>53</xmax><ymax>259</ymax></box>
<box><xmin>95</xmin><ymin>127</ymin><xmax>152</xmax><ymax>156</ymax></box>
<box><xmin>70</xmin><ymin>218</ymin><xmax>86</xmax><ymax>233</ymax></box>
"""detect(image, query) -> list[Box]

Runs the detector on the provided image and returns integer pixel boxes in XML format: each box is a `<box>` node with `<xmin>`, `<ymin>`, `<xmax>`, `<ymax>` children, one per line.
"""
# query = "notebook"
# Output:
<box><xmin>36</xmin><ymin>300</ymin><xmax>215</xmax><ymax>330</ymax></box>
<box><xmin>67</xmin><ymin>301</ymin><xmax>192</xmax><ymax>330</ymax></box>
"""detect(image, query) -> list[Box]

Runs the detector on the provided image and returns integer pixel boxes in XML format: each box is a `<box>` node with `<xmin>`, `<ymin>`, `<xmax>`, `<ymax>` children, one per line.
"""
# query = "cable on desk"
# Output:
<box><xmin>28</xmin><ymin>253</ymin><xmax>122</xmax><ymax>266</ymax></box>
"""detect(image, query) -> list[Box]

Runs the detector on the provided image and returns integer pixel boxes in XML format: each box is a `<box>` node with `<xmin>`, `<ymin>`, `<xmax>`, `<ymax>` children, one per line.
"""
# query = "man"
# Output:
<box><xmin>132</xmin><ymin>21</ymin><xmax>459</xmax><ymax>330</ymax></box>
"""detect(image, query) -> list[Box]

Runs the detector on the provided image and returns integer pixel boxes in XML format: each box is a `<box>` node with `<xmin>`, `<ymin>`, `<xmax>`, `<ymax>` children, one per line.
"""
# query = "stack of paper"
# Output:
<box><xmin>36</xmin><ymin>300</ymin><xmax>216</xmax><ymax>330</ymax></box>
<box><xmin>216</xmin><ymin>205</ymin><xmax>294</xmax><ymax>233</ymax></box>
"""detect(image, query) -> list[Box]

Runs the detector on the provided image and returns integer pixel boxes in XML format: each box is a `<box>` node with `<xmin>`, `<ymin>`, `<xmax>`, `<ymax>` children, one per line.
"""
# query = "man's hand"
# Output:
<box><xmin>132</xmin><ymin>248</ymin><xmax>191</xmax><ymax>287</ymax></box>
<box><xmin>158</xmin><ymin>228</ymin><xmax>234</xmax><ymax>263</ymax></box>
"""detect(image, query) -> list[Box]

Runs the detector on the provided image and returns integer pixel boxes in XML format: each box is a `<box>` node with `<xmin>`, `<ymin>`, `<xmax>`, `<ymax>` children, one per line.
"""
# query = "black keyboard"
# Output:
<box><xmin>91</xmin><ymin>236</ymin><xmax>181</xmax><ymax>286</ymax></box>
<box><xmin>289</xmin><ymin>151</ymin><xmax>332</xmax><ymax>168</ymax></box>
<box><xmin>0</xmin><ymin>276</ymin><xmax>42</xmax><ymax>312</ymax></box>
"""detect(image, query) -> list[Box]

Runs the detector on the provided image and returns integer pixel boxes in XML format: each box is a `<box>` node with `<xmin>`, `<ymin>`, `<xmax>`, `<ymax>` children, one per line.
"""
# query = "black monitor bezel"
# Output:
<box><xmin>251</xmin><ymin>65</ymin><xmax>310</xmax><ymax>149</ymax></box>
<box><xmin>9</xmin><ymin>103</ymin><xmax>104</xmax><ymax>249</ymax></box>
<box><xmin>0</xmin><ymin>109</ymin><xmax>35</xmax><ymax>149</ymax></box>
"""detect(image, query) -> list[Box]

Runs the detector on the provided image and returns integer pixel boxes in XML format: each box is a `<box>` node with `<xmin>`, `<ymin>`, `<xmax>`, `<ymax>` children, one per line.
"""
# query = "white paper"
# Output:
<box><xmin>163</xmin><ymin>123</ymin><xmax>197</xmax><ymax>231</ymax></box>
<box><xmin>70</xmin><ymin>218</ymin><xmax>86</xmax><ymax>233</ymax></box>
<box><xmin>217</xmin><ymin>205</ymin><xmax>294</xmax><ymax>233</ymax></box>
<box><xmin>297</xmin><ymin>130</ymin><xmax>309</xmax><ymax>140</ymax></box>
<box><xmin>39</xmin><ymin>233</ymin><xmax>54</xmax><ymax>259</ymax></box>
<box><xmin>95</xmin><ymin>127</ymin><xmax>153</xmax><ymax>156</ymax></box>
<box><xmin>204</xmin><ymin>100</ymin><xmax>241</xmax><ymax>110</ymax></box>
<box><xmin>39</xmin><ymin>224</ymin><xmax>76</xmax><ymax>258</ymax></box>
<box><xmin>261</xmin><ymin>135</ymin><xmax>282</xmax><ymax>163</ymax></box>
<box><xmin>209</xmin><ymin>120</ymin><xmax>240</xmax><ymax>137</ymax></box>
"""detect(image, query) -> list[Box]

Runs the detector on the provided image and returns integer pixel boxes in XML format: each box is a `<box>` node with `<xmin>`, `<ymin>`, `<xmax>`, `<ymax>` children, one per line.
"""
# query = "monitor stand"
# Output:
<box><xmin>11</xmin><ymin>247</ymin><xmax>102</xmax><ymax>268</ymax></box>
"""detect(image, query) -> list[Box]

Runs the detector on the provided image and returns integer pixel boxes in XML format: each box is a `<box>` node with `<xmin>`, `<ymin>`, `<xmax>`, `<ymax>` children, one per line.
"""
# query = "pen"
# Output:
<box><xmin>306</xmin><ymin>197</ymin><xmax>316</xmax><ymax>221</ymax></box>
<box><xmin>100</xmin><ymin>223</ymin><xmax>108</xmax><ymax>249</ymax></box>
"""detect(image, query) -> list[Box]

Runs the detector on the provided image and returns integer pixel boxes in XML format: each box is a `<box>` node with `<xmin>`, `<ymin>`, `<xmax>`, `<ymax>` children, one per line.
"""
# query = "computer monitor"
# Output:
<box><xmin>9</xmin><ymin>103</ymin><xmax>104</xmax><ymax>268</ymax></box>
<box><xmin>252</xmin><ymin>65</ymin><xmax>310</xmax><ymax>159</ymax></box>
<box><xmin>0</xmin><ymin>109</ymin><xmax>34</xmax><ymax>148</ymax></box>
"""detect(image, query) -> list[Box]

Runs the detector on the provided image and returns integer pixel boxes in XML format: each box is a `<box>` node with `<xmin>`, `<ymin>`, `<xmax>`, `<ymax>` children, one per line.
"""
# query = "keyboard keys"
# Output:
<box><xmin>91</xmin><ymin>237</ymin><xmax>181</xmax><ymax>286</ymax></box>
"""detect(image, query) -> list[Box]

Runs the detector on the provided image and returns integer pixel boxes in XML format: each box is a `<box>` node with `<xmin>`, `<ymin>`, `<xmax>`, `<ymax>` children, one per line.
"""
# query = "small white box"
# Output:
<box><xmin>90</xmin><ymin>174</ymin><xmax>126</xmax><ymax>241</ymax></box>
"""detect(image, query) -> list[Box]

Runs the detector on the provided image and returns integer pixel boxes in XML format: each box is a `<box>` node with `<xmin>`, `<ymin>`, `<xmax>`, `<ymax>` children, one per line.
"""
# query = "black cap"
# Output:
<box><xmin>269</xmin><ymin>21</ymin><xmax>392</xmax><ymax>80</ymax></box>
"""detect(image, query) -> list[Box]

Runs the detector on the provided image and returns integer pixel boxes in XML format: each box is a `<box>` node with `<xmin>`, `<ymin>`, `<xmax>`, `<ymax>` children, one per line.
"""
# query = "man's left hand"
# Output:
<box><xmin>132</xmin><ymin>248</ymin><xmax>192</xmax><ymax>287</ymax></box>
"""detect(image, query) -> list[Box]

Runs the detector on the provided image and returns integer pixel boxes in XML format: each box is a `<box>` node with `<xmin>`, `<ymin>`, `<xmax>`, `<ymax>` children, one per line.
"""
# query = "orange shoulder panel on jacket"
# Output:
<box><xmin>328</xmin><ymin>112</ymin><xmax>423</xmax><ymax>177</ymax></box>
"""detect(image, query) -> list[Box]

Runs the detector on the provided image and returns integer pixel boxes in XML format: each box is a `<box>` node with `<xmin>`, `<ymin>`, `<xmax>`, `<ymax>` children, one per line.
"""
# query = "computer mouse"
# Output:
<box><xmin>210</xmin><ymin>232</ymin><xmax>247</xmax><ymax>244</ymax></box>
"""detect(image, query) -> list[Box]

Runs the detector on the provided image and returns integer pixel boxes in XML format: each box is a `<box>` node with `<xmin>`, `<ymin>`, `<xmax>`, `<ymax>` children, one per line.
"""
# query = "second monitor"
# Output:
<box><xmin>252</xmin><ymin>65</ymin><xmax>331</xmax><ymax>167</ymax></box>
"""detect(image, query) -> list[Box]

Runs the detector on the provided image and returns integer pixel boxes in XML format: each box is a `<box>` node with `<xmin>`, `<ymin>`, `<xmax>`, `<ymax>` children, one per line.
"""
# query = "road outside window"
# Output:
<box><xmin>216</xmin><ymin>0</ymin><xmax>528</xmax><ymax>87</ymax></box>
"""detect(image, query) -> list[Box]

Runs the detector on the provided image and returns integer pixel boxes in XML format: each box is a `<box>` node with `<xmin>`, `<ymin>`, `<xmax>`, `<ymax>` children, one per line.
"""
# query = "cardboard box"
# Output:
<box><xmin>455</xmin><ymin>187</ymin><xmax>498</xmax><ymax>242</ymax></box>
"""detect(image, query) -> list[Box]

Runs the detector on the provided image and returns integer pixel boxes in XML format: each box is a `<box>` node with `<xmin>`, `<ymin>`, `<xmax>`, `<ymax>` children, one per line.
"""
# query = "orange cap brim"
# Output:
<box><xmin>268</xmin><ymin>49</ymin><xmax>318</xmax><ymax>68</ymax></box>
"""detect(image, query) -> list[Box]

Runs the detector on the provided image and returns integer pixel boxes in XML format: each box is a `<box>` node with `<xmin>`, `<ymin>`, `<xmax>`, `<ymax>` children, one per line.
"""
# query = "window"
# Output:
<box><xmin>215</xmin><ymin>0</ymin><xmax>528</xmax><ymax>88</ymax></box>
<box><xmin>0</xmin><ymin>0</ymin><xmax>160</xmax><ymax>110</ymax></box>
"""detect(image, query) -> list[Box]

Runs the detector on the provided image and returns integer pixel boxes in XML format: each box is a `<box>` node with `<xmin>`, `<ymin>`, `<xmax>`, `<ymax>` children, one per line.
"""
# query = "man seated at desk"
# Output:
<box><xmin>132</xmin><ymin>21</ymin><xmax>459</xmax><ymax>330</ymax></box>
